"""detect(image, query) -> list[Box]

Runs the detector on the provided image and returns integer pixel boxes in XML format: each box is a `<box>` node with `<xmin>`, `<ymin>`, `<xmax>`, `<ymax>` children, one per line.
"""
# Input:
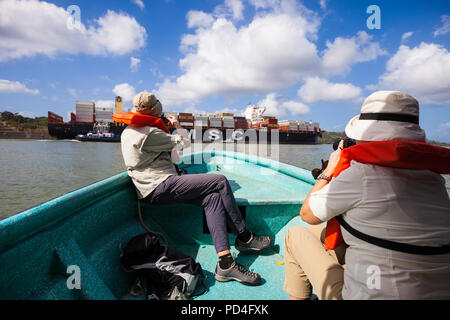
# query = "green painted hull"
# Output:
<box><xmin>0</xmin><ymin>151</ymin><xmax>315</xmax><ymax>300</ymax></box>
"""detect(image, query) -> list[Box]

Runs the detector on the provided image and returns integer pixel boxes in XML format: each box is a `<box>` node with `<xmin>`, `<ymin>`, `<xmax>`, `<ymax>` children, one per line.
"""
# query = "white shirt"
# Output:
<box><xmin>309</xmin><ymin>161</ymin><xmax>450</xmax><ymax>300</ymax></box>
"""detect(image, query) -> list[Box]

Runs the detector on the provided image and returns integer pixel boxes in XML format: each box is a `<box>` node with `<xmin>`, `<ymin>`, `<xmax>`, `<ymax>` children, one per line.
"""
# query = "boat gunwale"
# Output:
<box><xmin>0</xmin><ymin>172</ymin><xmax>131</xmax><ymax>252</ymax></box>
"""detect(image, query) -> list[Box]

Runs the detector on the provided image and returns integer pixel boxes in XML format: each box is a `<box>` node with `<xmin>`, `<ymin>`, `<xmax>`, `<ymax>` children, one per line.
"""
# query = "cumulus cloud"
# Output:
<box><xmin>434</xmin><ymin>15</ymin><xmax>450</xmax><ymax>37</ymax></box>
<box><xmin>298</xmin><ymin>77</ymin><xmax>362</xmax><ymax>103</ymax></box>
<box><xmin>321</xmin><ymin>31</ymin><xmax>387</xmax><ymax>76</ymax></box>
<box><xmin>0</xmin><ymin>79</ymin><xmax>39</xmax><ymax>95</ymax></box>
<box><xmin>378</xmin><ymin>43</ymin><xmax>450</xmax><ymax>104</ymax></box>
<box><xmin>157</xmin><ymin>0</ymin><xmax>321</xmax><ymax>106</ymax></box>
<box><xmin>130</xmin><ymin>57</ymin><xmax>141</xmax><ymax>72</ymax></box>
<box><xmin>257</xmin><ymin>92</ymin><xmax>310</xmax><ymax>118</ymax></box>
<box><xmin>187</xmin><ymin>10</ymin><xmax>215</xmax><ymax>29</ymax></box>
<box><xmin>157</xmin><ymin>0</ymin><xmax>385</xmax><ymax>108</ymax></box>
<box><xmin>0</xmin><ymin>0</ymin><xmax>147</xmax><ymax>62</ymax></box>
<box><xmin>113</xmin><ymin>83</ymin><xmax>136</xmax><ymax>103</ymax></box>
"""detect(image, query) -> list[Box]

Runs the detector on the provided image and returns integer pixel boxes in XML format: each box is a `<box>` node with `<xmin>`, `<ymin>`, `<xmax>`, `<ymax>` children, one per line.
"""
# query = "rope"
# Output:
<box><xmin>137</xmin><ymin>199</ymin><xmax>169</xmax><ymax>248</ymax></box>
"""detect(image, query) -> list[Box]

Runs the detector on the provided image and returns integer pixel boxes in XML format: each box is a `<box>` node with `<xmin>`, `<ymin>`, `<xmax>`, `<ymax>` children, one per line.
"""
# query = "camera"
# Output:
<box><xmin>160</xmin><ymin>113</ymin><xmax>170</xmax><ymax>126</ymax></box>
<box><xmin>311</xmin><ymin>137</ymin><xmax>356</xmax><ymax>179</ymax></box>
<box><xmin>332</xmin><ymin>137</ymin><xmax>356</xmax><ymax>151</ymax></box>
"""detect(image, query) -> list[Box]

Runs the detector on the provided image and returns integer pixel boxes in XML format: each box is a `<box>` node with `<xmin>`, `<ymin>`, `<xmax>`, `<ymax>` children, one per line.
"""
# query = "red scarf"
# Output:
<box><xmin>112</xmin><ymin>113</ymin><xmax>170</xmax><ymax>133</ymax></box>
<box><xmin>324</xmin><ymin>139</ymin><xmax>450</xmax><ymax>251</ymax></box>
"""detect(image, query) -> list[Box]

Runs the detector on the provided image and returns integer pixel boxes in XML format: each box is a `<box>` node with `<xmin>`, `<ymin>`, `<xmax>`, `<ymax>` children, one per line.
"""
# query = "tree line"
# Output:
<box><xmin>0</xmin><ymin>111</ymin><xmax>47</xmax><ymax>129</ymax></box>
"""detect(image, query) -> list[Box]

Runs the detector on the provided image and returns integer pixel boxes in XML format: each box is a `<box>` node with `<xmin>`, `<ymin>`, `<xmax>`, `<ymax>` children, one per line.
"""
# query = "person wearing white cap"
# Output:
<box><xmin>284</xmin><ymin>91</ymin><xmax>450</xmax><ymax>300</ymax></box>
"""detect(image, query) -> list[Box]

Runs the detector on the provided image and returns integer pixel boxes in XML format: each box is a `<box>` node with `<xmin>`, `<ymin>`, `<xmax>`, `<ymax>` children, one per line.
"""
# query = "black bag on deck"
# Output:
<box><xmin>120</xmin><ymin>232</ymin><xmax>205</xmax><ymax>300</ymax></box>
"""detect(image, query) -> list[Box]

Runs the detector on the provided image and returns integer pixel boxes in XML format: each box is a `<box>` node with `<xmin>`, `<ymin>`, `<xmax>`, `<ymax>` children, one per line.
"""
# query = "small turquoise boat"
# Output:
<box><xmin>0</xmin><ymin>151</ymin><xmax>315</xmax><ymax>300</ymax></box>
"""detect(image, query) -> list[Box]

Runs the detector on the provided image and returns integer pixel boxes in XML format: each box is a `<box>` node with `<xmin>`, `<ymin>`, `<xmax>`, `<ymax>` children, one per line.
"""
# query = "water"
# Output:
<box><xmin>0</xmin><ymin>140</ymin><xmax>449</xmax><ymax>219</ymax></box>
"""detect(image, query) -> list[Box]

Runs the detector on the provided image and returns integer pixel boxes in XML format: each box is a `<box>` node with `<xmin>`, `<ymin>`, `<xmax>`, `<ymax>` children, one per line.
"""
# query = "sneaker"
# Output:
<box><xmin>235</xmin><ymin>233</ymin><xmax>273</xmax><ymax>252</ymax></box>
<box><xmin>214</xmin><ymin>261</ymin><xmax>261</xmax><ymax>286</ymax></box>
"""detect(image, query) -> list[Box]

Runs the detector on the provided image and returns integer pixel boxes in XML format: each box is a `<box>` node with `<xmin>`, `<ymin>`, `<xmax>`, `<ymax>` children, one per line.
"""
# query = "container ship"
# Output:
<box><xmin>48</xmin><ymin>97</ymin><xmax>322</xmax><ymax>144</ymax></box>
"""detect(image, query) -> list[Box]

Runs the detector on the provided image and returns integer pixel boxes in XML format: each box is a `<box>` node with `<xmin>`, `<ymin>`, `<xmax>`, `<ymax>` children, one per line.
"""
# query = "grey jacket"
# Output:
<box><xmin>121</xmin><ymin>126</ymin><xmax>188</xmax><ymax>199</ymax></box>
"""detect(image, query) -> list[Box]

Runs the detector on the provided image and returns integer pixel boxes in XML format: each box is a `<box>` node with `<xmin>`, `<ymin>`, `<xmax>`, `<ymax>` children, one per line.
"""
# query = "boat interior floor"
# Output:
<box><xmin>121</xmin><ymin>214</ymin><xmax>304</xmax><ymax>300</ymax></box>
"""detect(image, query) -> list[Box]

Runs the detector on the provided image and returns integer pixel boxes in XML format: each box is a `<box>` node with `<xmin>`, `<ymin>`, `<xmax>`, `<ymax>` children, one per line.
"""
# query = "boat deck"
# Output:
<box><xmin>122</xmin><ymin>215</ymin><xmax>307</xmax><ymax>300</ymax></box>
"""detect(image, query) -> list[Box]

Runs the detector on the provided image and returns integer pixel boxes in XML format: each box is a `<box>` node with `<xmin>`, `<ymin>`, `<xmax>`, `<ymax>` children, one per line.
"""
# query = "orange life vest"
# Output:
<box><xmin>112</xmin><ymin>113</ymin><xmax>169</xmax><ymax>133</ymax></box>
<box><xmin>324</xmin><ymin>139</ymin><xmax>450</xmax><ymax>251</ymax></box>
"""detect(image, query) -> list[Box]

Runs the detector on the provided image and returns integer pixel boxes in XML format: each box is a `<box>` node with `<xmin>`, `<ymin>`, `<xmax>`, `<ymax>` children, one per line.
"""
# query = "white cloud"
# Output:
<box><xmin>216</xmin><ymin>0</ymin><xmax>245</xmax><ymax>21</ymax></box>
<box><xmin>436</xmin><ymin>121</ymin><xmax>450</xmax><ymax>142</ymax></box>
<box><xmin>378</xmin><ymin>43</ymin><xmax>450</xmax><ymax>105</ymax></box>
<box><xmin>319</xmin><ymin>0</ymin><xmax>327</xmax><ymax>10</ymax></box>
<box><xmin>0</xmin><ymin>0</ymin><xmax>147</xmax><ymax>62</ymax></box>
<box><xmin>130</xmin><ymin>57</ymin><xmax>141</xmax><ymax>72</ymax></box>
<box><xmin>256</xmin><ymin>92</ymin><xmax>310</xmax><ymax>118</ymax></box>
<box><xmin>401</xmin><ymin>32</ymin><xmax>413</xmax><ymax>43</ymax></box>
<box><xmin>0</xmin><ymin>79</ymin><xmax>39</xmax><ymax>95</ymax></box>
<box><xmin>113</xmin><ymin>83</ymin><xmax>136</xmax><ymax>103</ymax></box>
<box><xmin>95</xmin><ymin>100</ymin><xmax>115</xmax><ymax>110</ymax></box>
<box><xmin>298</xmin><ymin>77</ymin><xmax>362</xmax><ymax>103</ymax></box>
<box><xmin>321</xmin><ymin>31</ymin><xmax>387</xmax><ymax>75</ymax></box>
<box><xmin>187</xmin><ymin>10</ymin><xmax>215</xmax><ymax>29</ymax></box>
<box><xmin>434</xmin><ymin>15</ymin><xmax>450</xmax><ymax>37</ymax></box>
<box><xmin>157</xmin><ymin>2</ymin><xmax>321</xmax><ymax>107</ymax></box>
<box><xmin>131</xmin><ymin>0</ymin><xmax>145</xmax><ymax>10</ymax></box>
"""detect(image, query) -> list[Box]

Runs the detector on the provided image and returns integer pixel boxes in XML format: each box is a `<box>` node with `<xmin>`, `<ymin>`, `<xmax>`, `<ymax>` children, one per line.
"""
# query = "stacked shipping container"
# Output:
<box><xmin>95</xmin><ymin>107</ymin><xmax>114</xmax><ymax>123</ymax></box>
<box><xmin>261</xmin><ymin>116</ymin><xmax>279</xmax><ymax>130</ymax></box>
<box><xmin>75</xmin><ymin>101</ymin><xmax>95</xmax><ymax>123</ymax></box>
<box><xmin>278</xmin><ymin>120</ymin><xmax>298</xmax><ymax>132</ymax></box>
<box><xmin>194</xmin><ymin>113</ymin><xmax>209</xmax><ymax>128</ymax></box>
<box><xmin>234</xmin><ymin>116</ymin><xmax>248</xmax><ymax>129</ymax></box>
<box><xmin>178</xmin><ymin>112</ymin><xmax>194</xmax><ymax>128</ymax></box>
<box><xmin>221</xmin><ymin>113</ymin><xmax>235</xmax><ymax>129</ymax></box>
<box><xmin>208</xmin><ymin>114</ymin><xmax>222</xmax><ymax>129</ymax></box>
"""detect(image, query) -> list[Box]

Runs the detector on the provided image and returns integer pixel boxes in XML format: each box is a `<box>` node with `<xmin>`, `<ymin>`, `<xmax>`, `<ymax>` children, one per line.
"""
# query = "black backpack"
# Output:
<box><xmin>120</xmin><ymin>232</ymin><xmax>206</xmax><ymax>300</ymax></box>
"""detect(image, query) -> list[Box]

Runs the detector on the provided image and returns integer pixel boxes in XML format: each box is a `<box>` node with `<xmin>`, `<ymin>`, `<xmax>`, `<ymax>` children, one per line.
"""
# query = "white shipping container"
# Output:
<box><xmin>180</xmin><ymin>122</ymin><xmax>194</xmax><ymax>126</ymax></box>
<box><xmin>279</xmin><ymin>120</ymin><xmax>297</xmax><ymax>125</ymax></box>
<box><xmin>194</xmin><ymin>120</ymin><xmax>208</xmax><ymax>127</ymax></box>
<box><xmin>223</xmin><ymin>123</ymin><xmax>235</xmax><ymax>128</ymax></box>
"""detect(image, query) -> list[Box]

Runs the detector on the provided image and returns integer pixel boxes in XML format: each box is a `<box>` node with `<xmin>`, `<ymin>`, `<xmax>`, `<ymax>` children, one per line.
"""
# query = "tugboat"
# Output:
<box><xmin>75</xmin><ymin>122</ymin><xmax>120</xmax><ymax>142</ymax></box>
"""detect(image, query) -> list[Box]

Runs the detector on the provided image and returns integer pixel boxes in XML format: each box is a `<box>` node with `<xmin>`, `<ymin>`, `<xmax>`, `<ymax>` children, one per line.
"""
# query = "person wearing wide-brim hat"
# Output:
<box><xmin>120</xmin><ymin>91</ymin><xmax>274</xmax><ymax>288</ymax></box>
<box><xmin>284</xmin><ymin>90</ymin><xmax>450</xmax><ymax>300</ymax></box>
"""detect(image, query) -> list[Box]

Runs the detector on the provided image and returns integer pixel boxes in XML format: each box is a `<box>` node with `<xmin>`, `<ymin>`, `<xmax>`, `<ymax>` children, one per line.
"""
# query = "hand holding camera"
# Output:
<box><xmin>311</xmin><ymin>137</ymin><xmax>356</xmax><ymax>179</ymax></box>
<box><xmin>164</xmin><ymin>114</ymin><xmax>181</xmax><ymax>129</ymax></box>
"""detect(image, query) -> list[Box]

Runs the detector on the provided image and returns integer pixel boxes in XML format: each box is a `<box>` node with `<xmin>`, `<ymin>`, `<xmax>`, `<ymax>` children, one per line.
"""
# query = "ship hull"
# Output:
<box><xmin>48</xmin><ymin>124</ymin><xmax>321</xmax><ymax>144</ymax></box>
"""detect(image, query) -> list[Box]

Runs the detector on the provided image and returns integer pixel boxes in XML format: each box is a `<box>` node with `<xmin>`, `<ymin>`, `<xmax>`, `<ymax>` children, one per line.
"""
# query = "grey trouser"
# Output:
<box><xmin>144</xmin><ymin>173</ymin><xmax>246</xmax><ymax>253</ymax></box>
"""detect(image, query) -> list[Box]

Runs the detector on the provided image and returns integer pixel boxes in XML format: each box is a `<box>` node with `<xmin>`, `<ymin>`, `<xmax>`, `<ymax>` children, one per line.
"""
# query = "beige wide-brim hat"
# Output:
<box><xmin>131</xmin><ymin>91</ymin><xmax>163</xmax><ymax>117</ymax></box>
<box><xmin>345</xmin><ymin>90</ymin><xmax>426</xmax><ymax>142</ymax></box>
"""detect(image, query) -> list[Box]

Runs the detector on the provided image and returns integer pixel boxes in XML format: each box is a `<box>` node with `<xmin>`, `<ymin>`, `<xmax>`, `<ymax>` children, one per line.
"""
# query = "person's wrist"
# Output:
<box><xmin>321</xmin><ymin>169</ymin><xmax>334</xmax><ymax>179</ymax></box>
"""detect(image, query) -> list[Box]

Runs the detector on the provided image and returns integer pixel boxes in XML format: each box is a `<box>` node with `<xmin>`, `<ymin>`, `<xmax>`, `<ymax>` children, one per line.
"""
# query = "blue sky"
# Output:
<box><xmin>1</xmin><ymin>0</ymin><xmax>449</xmax><ymax>142</ymax></box>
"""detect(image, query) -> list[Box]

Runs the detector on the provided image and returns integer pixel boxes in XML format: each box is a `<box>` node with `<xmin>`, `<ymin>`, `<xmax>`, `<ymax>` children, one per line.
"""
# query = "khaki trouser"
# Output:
<box><xmin>284</xmin><ymin>224</ymin><xmax>347</xmax><ymax>300</ymax></box>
